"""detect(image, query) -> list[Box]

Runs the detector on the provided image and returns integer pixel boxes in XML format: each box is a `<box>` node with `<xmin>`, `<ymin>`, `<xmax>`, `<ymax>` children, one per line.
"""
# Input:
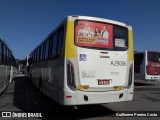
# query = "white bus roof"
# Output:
<box><xmin>67</xmin><ymin>15</ymin><xmax>132</xmax><ymax>28</ymax></box>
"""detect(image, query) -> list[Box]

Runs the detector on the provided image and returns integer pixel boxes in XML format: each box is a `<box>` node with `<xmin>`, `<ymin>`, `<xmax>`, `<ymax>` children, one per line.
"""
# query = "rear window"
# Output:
<box><xmin>75</xmin><ymin>20</ymin><xmax>128</xmax><ymax>51</ymax></box>
<box><xmin>148</xmin><ymin>52</ymin><xmax>160</xmax><ymax>62</ymax></box>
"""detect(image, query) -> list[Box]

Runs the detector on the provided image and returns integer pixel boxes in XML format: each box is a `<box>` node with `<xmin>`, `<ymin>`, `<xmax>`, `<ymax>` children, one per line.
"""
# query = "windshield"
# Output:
<box><xmin>148</xmin><ymin>52</ymin><xmax>160</xmax><ymax>62</ymax></box>
<box><xmin>75</xmin><ymin>20</ymin><xmax>128</xmax><ymax>51</ymax></box>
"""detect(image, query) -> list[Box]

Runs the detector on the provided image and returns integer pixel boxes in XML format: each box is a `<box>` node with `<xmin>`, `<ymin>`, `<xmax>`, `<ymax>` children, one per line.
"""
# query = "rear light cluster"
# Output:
<box><xmin>146</xmin><ymin>66</ymin><xmax>160</xmax><ymax>75</ymax></box>
<box><xmin>66</xmin><ymin>96</ymin><xmax>72</xmax><ymax>98</ymax></box>
<box><xmin>67</xmin><ymin>60</ymin><xmax>76</xmax><ymax>88</ymax></box>
<box><xmin>128</xmin><ymin>64</ymin><xmax>133</xmax><ymax>88</ymax></box>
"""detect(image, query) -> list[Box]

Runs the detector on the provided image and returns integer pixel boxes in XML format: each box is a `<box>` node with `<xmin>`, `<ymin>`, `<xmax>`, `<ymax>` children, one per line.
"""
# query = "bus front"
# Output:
<box><xmin>64</xmin><ymin>16</ymin><xmax>134</xmax><ymax>105</ymax></box>
<box><xmin>146</xmin><ymin>51</ymin><xmax>160</xmax><ymax>80</ymax></box>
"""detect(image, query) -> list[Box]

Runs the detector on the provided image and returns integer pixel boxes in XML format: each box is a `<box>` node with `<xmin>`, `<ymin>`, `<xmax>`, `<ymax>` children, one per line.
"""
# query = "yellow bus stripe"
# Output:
<box><xmin>65</xmin><ymin>21</ymin><xmax>76</xmax><ymax>58</ymax></box>
<box><xmin>128</xmin><ymin>29</ymin><xmax>134</xmax><ymax>61</ymax></box>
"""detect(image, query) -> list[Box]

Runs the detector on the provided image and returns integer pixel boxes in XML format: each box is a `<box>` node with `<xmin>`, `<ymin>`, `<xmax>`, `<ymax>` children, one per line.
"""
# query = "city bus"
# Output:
<box><xmin>0</xmin><ymin>37</ymin><xmax>16</xmax><ymax>94</ymax></box>
<box><xmin>28</xmin><ymin>16</ymin><xmax>134</xmax><ymax>105</ymax></box>
<box><xmin>134</xmin><ymin>50</ymin><xmax>160</xmax><ymax>80</ymax></box>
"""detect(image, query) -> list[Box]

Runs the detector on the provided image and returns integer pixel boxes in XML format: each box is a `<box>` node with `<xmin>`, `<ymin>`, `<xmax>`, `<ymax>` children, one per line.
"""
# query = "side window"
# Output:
<box><xmin>37</xmin><ymin>49</ymin><xmax>39</xmax><ymax>62</ymax></box>
<box><xmin>39</xmin><ymin>47</ymin><xmax>41</xmax><ymax>61</ymax></box>
<box><xmin>57</xmin><ymin>27</ymin><xmax>64</xmax><ymax>56</ymax></box>
<box><xmin>31</xmin><ymin>53</ymin><xmax>33</xmax><ymax>63</ymax></box>
<box><xmin>1</xmin><ymin>43</ymin><xmax>4</xmax><ymax>64</ymax></box>
<box><xmin>7</xmin><ymin>49</ymin><xmax>9</xmax><ymax>64</ymax></box>
<box><xmin>3</xmin><ymin>45</ymin><xmax>6</xmax><ymax>64</ymax></box>
<box><xmin>40</xmin><ymin>45</ymin><xmax>43</xmax><ymax>61</ymax></box>
<box><xmin>8</xmin><ymin>51</ymin><xmax>11</xmax><ymax>64</ymax></box>
<box><xmin>5</xmin><ymin>47</ymin><xmax>7</xmax><ymax>64</ymax></box>
<box><xmin>140</xmin><ymin>54</ymin><xmax>144</xmax><ymax>65</ymax></box>
<box><xmin>35</xmin><ymin>50</ymin><xmax>37</xmax><ymax>62</ymax></box>
<box><xmin>32</xmin><ymin>53</ymin><xmax>34</xmax><ymax>62</ymax></box>
<box><xmin>0</xmin><ymin>41</ymin><xmax>2</xmax><ymax>64</ymax></box>
<box><xmin>48</xmin><ymin>38</ymin><xmax>52</xmax><ymax>59</ymax></box>
<box><xmin>0</xmin><ymin>41</ymin><xmax>1</xmax><ymax>54</ymax></box>
<box><xmin>134</xmin><ymin>53</ymin><xmax>144</xmax><ymax>65</ymax></box>
<box><xmin>52</xmin><ymin>33</ymin><xmax>58</xmax><ymax>58</ymax></box>
<box><xmin>7</xmin><ymin>50</ymin><xmax>9</xmax><ymax>64</ymax></box>
<box><xmin>34</xmin><ymin>50</ymin><xmax>36</xmax><ymax>62</ymax></box>
<box><xmin>43</xmin><ymin>43</ymin><xmax>46</xmax><ymax>60</ymax></box>
<box><xmin>45</xmin><ymin>40</ymin><xmax>49</xmax><ymax>60</ymax></box>
<box><xmin>35</xmin><ymin>51</ymin><xmax>37</xmax><ymax>62</ymax></box>
<box><xmin>33</xmin><ymin>52</ymin><xmax>36</xmax><ymax>62</ymax></box>
<box><xmin>31</xmin><ymin>52</ymin><xmax>34</xmax><ymax>62</ymax></box>
<box><xmin>8</xmin><ymin>49</ymin><xmax>10</xmax><ymax>64</ymax></box>
<box><xmin>6</xmin><ymin>48</ymin><xmax>8</xmax><ymax>64</ymax></box>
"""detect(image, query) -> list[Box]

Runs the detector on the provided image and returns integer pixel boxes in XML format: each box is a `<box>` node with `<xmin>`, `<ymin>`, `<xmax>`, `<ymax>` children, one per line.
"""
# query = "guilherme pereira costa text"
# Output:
<box><xmin>116</xmin><ymin>112</ymin><xmax>158</xmax><ymax>117</ymax></box>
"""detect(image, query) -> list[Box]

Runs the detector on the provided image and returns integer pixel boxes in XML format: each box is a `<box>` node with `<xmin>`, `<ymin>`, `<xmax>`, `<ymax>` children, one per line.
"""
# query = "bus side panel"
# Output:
<box><xmin>0</xmin><ymin>65</ymin><xmax>10</xmax><ymax>94</ymax></box>
<box><xmin>5</xmin><ymin>66</ymin><xmax>10</xmax><ymax>87</ymax></box>
<box><xmin>31</xmin><ymin>59</ymin><xmax>64</xmax><ymax>104</ymax></box>
<box><xmin>30</xmin><ymin>21</ymin><xmax>66</xmax><ymax>104</ymax></box>
<box><xmin>31</xmin><ymin>64</ymin><xmax>40</xmax><ymax>88</ymax></box>
<box><xmin>0</xmin><ymin>65</ymin><xmax>6</xmax><ymax>94</ymax></box>
<box><xmin>42</xmin><ymin>60</ymin><xmax>60</xmax><ymax>103</ymax></box>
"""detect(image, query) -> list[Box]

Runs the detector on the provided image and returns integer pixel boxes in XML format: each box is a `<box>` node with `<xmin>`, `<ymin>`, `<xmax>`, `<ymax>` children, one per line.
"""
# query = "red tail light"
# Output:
<box><xmin>66</xmin><ymin>96</ymin><xmax>72</xmax><ymax>98</ymax></box>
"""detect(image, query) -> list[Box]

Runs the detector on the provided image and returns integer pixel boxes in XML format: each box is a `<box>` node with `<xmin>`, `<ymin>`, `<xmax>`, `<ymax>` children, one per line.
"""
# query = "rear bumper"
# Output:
<box><xmin>60</xmin><ymin>87</ymin><xmax>133</xmax><ymax>105</ymax></box>
<box><xmin>145</xmin><ymin>75</ymin><xmax>160</xmax><ymax>80</ymax></box>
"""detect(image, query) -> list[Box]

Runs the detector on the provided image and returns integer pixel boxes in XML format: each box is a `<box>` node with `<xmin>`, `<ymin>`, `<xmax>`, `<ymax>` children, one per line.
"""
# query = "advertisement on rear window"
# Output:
<box><xmin>75</xmin><ymin>21</ymin><xmax>113</xmax><ymax>48</ymax></box>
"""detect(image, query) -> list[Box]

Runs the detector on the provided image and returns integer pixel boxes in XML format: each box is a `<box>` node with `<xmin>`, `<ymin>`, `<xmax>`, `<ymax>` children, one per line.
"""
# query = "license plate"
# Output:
<box><xmin>98</xmin><ymin>79</ymin><xmax>110</xmax><ymax>85</ymax></box>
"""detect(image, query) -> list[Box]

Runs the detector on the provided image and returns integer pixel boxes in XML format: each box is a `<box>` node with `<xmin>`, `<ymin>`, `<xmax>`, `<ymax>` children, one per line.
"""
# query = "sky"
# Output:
<box><xmin>0</xmin><ymin>0</ymin><xmax>160</xmax><ymax>59</ymax></box>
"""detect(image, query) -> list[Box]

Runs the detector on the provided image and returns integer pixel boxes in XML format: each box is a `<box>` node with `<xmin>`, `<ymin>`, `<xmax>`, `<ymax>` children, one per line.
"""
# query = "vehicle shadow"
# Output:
<box><xmin>13</xmin><ymin>76</ymin><xmax>116</xmax><ymax>119</ymax></box>
<box><xmin>134</xmin><ymin>82</ymin><xmax>155</xmax><ymax>86</ymax></box>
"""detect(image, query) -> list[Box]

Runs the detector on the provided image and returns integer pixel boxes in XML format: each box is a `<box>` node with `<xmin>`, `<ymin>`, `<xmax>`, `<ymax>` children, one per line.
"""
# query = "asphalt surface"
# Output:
<box><xmin>0</xmin><ymin>74</ymin><xmax>160</xmax><ymax>120</ymax></box>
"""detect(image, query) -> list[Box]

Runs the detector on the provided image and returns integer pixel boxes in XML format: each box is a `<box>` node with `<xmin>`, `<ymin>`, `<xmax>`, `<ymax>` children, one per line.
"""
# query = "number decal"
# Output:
<box><xmin>110</xmin><ymin>60</ymin><xmax>127</xmax><ymax>66</ymax></box>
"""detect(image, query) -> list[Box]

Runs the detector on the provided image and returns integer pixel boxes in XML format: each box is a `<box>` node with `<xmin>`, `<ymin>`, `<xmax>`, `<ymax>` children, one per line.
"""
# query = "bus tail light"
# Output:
<box><xmin>66</xmin><ymin>95</ymin><xmax>72</xmax><ymax>98</ymax></box>
<box><xmin>67</xmin><ymin>60</ymin><xmax>76</xmax><ymax>88</ymax></box>
<box><xmin>128</xmin><ymin>64</ymin><xmax>133</xmax><ymax>88</ymax></box>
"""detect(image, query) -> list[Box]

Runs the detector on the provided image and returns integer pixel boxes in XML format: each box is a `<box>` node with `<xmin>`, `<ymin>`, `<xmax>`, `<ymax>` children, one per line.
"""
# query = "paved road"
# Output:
<box><xmin>0</xmin><ymin>75</ymin><xmax>160</xmax><ymax>120</ymax></box>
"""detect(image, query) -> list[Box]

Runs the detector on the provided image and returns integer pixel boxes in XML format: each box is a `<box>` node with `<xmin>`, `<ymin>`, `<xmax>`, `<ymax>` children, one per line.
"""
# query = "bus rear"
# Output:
<box><xmin>63</xmin><ymin>16</ymin><xmax>134</xmax><ymax>105</ymax></box>
<box><xmin>146</xmin><ymin>51</ymin><xmax>160</xmax><ymax>80</ymax></box>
